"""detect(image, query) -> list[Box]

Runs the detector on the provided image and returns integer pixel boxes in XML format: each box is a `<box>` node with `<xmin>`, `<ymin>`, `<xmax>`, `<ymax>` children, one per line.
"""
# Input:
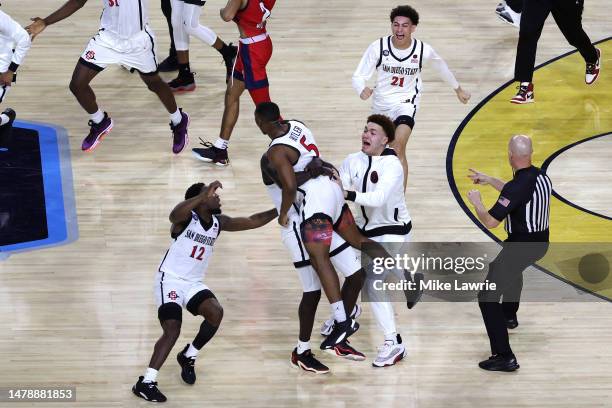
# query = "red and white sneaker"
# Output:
<box><xmin>290</xmin><ymin>348</ymin><xmax>330</xmax><ymax>374</ymax></box>
<box><xmin>326</xmin><ymin>340</ymin><xmax>366</xmax><ymax>361</ymax></box>
<box><xmin>510</xmin><ymin>82</ymin><xmax>534</xmax><ymax>104</ymax></box>
<box><xmin>585</xmin><ymin>48</ymin><xmax>601</xmax><ymax>85</ymax></box>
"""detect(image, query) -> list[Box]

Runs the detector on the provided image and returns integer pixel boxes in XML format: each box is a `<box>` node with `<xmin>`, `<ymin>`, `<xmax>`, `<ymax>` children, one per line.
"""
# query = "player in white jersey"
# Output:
<box><xmin>352</xmin><ymin>5</ymin><xmax>471</xmax><ymax>189</ymax></box>
<box><xmin>133</xmin><ymin>180</ymin><xmax>277</xmax><ymax>402</ymax></box>
<box><xmin>166</xmin><ymin>0</ymin><xmax>237</xmax><ymax>92</ymax></box>
<box><xmin>26</xmin><ymin>0</ymin><xmax>191</xmax><ymax>154</ymax></box>
<box><xmin>0</xmin><ymin>7</ymin><xmax>31</xmax><ymax>131</ymax></box>
<box><xmin>333</xmin><ymin>114</ymin><xmax>423</xmax><ymax>368</ymax></box>
<box><xmin>260</xmin><ymin>153</ymin><xmax>366</xmax><ymax>373</ymax></box>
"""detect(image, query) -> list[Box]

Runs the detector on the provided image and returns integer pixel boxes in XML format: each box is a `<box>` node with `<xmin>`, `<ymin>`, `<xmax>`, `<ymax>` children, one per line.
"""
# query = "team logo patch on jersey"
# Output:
<box><xmin>85</xmin><ymin>50</ymin><xmax>96</xmax><ymax>60</ymax></box>
<box><xmin>370</xmin><ymin>171</ymin><xmax>379</xmax><ymax>183</ymax></box>
<box><xmin>498</xmin><ymin>196</ymin><xmax>511</xmax><ymax>207</ymax></box>
<box><xmin>382</xmin><ymin>50</ymin><xmax>389</xmax><ymax>56</ymax></box>
<box><xmin>167</xmin><ymin>290</ymin><xmax>180</xmax><ymax>301</ymax></box>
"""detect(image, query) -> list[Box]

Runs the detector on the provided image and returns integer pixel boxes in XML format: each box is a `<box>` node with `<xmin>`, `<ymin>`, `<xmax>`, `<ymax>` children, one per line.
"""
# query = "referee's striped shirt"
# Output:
<box><xmin>488</xmin><ymin>166</ymin><xmax>552</xmax><ymax>242</ymax></box>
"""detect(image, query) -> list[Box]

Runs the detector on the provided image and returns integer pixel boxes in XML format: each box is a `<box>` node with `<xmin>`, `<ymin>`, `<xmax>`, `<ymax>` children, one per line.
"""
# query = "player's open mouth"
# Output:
<box><xmin>362</xmin><ymin>140</ymin><xmax>371</xmax><ymax>147</ymax></box>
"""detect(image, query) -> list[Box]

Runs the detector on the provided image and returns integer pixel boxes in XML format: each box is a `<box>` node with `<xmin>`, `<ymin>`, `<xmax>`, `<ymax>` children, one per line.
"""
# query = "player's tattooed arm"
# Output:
<box><xmin>220</xmin><ymin>0</ymin><xmax>244</xmax><ymax>22</ymax></box>
<box><xmin>169</xmin><ymin>181</ymin><xmax>223</xmax><ymax>225</ymax></box>
<box><xmin>27</xmin><ymin>0</ymin><xmax>88</xmax><ymax>40</ymax></box>
<box><xmin>217</xmin><ymin>208</ymin><xmax>279</xmax><ymax>232</ymax></box>
<box><xmin>268</xmin><ymin>145</ymin><xmax>298</xmax><ymax>227</ymax></box>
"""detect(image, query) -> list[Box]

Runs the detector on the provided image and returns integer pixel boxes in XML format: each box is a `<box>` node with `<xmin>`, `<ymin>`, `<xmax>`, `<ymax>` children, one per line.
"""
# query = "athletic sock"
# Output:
<box><xmin>384</xmin><ymin>332</ymin><xmax>397</xmax><ymax>343</ymax></box>
<box><xmin>90</xmin><ymin>110</ymin><xmax>105</xmax><ymax>124</ymax></box>
<box><xmin>218</xmin><ymin>42</ymin><xmax>233</xmax><ymax>58</ymax></box>
<box><xmin>213</xmin><ymin>138</ymin><xmax>228</xmax><ymax>150</ymax></box>
<box><xmin>331</xmin><ymin>301</ymin><xmax>347</xmax><ymax>323</ymax></box>
<box><xmin>297</xmin><ymin>340</ymin><xmax>310</xmax><ymax>354</ymax></box>
<box><xmin>170</xmin><ymin>109</ymin><xmax>182</xmax><ymax>126</ymax></box>
<box><xmin>184</xmin><ymin>343</ymin><xmax>199</xmax><ymax>358</ymax></box>
<box><xmin>143</xmin><ymin>367</ymin><xmax>158</xmax><ymax>383</ymax></box>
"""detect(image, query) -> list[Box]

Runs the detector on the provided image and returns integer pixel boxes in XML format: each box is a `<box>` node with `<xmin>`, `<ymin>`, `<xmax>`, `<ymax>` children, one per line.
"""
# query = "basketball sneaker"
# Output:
<box><xmin>320</xmin><ymin>318</ymin><xmax>359</xmax><ymax>350</ymax></box>
<box><xmin>223</xmin><ymin>43</ymin><xmax>238</xmax><ymax>82</ymax></box>
<box><xmin>510</xmin><ymin>82</ymin><xmax>534</xmax><ymax>104</ymax></box>
<box><xmin>168</xmin><ymin>72</ymin><xmax>196</xmax><ymax>93</ymax></box>
<box><xmin>158</xmin><ymin>53</ymin><xmax>179</xmax><ymax>72</ymax></box>
<box><xmin>495</xmin><ymin>2</ymin><xmax>521</xmax><ymax>28</ymax></box>
<box><xmin>192</xmin><ymin>139</ymin><xmax>229</xmax><ymax>166</ymax></box>
<box><xmin>290</xmin><ymin>348</ymin><xmax>330</xmax><ymax>374</ymax></box>
<box><xmin>1</xmin><ymin>108</ymin><xmax>16</xmax><ymax>127</ymax></box>
<box><xmin>82</xmin><ymin>112</ymin><xmax>113</xmax><ymax>152</ymax></box>
<box><xmin>373</xmin><ymin>334</ymin><xmax>406</xmax><ymax>368</ymax></box>
<box><xmin>177</xmin><ymin>344</ymin><xmax>196</xmax><ymax>385</ymax></box>
<box><xmin>478</xmin><ymin>354</ymin><xmax>520</xmax><ymax>372</ymax></box>
<box><xmin>170</xmin><ymin>109</ymin><xmax>189</xmax><ymax>154</ymax></box>
<box><xmin>585</xmin><ymin>48</ymin><xmax>601</xmax><ymax>85</ymax></box>
<box><xmin>326</xmin><ymin>340</ymin><xmax>366</xmax><ymax>361</ymax></box>
<box><xmin>320</xmin><ymin>304</ymin><xmax>362</xmax><ymax>336</ymax></box>
<box><xmin>132</xmin><ymin>376</ymin><xmax>167</xmax><ymax>402</ymax></box>
<box><xmin>405</xmin><ymin>272</ymin><xmax>425</xmax><ymax>309</ymax></box>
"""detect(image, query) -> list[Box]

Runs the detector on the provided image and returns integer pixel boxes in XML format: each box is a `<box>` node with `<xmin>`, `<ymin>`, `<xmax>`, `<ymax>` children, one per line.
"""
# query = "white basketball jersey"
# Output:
<box><xmin>99</xmin><ymin>0</ymin><xmax>149</xmax><ymax>38</ymax></box>
<box><xmin>373</xmin><ymin>36</ymin><xmax>424</xmax><ymax>109</ymax></box>
<box><xmin>158</xmin><ymin>212</ymin><xmax>220</xmax><ymax>282</ymax></box>
<box><xmin>268</xmin><ymin>120</ymin><xmax>320</xmax><ymax>172</ymax></box>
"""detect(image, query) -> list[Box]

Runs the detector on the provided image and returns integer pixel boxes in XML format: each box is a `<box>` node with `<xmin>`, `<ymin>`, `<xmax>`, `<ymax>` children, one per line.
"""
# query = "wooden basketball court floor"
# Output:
<box><xmin>1</xmin><ymin>1</ymin><xmax>610</xmax><ymax>406</ymax></box>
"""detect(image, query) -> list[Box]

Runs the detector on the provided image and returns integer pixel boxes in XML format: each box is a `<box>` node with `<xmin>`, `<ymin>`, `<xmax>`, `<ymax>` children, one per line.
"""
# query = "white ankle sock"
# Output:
<box><xmin>184</xmin><ymin>343</ymin><xmax>199</xmax><ymax>358</ymax></box>
<box><xmin>297</xmin><ymin>340</ymin><xmax>310</xmax><ymax>354</ymax></box>
<box><xmin>0</xmin><ymin>114</ymin><xmax>9</xmax><ymax>126</ymax></box>
<box><xmin>90</xmin><ymin>110</ymin><xmax>105</xmax><ymax>124</ymax></box>
<box><xmin>331</xmin><ymin>301</ymin><xmax>347</xmax><ymax>323</ymax></box>
<box><xmin>213</xmin><ymin>138</ymin><xmax>228</xmax><ymax>150</ymax></box>
<box><xmin>170</xmin><ymin>109</ymin><xmax>182</xmax><ymax>126</ymax></box>
<box><xmin>143</xmin><ymin>367</ymin><xmax>158</xmax><ymax>383</ymax></box>
<box><xmin>384</xmin><ymin>332</ymin><xmax>397</xmax><ymax>343</ymax></box>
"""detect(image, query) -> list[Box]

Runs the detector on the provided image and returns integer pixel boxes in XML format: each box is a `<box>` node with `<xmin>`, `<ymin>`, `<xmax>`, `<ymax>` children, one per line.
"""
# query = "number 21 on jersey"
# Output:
<box><xmin>391</xmin><ymin>76</ymin><xmax>405</xmax><ymax>87</ymax></box>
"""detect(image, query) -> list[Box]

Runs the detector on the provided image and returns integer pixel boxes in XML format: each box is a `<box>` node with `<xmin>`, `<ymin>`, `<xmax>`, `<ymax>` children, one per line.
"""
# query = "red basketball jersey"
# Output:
<box><xmin>234</xmin><ymin>0</ymin><xmax>275</xmax><ymax>38</ymax></box>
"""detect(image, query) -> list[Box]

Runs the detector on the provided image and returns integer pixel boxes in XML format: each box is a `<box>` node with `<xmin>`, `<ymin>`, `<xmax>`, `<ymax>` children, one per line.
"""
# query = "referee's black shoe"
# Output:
<box><xmin>478</xmin><ymin>354</ymin><xmax>520</xmax><ymax>372</ymax></box>
<box><xmin>506</xmin><ymin>317</ymin><xmax>519</xmax><ymax>329</ymax></box>
<box><xmin>177</xmin><ymin>344</ymin><xmax>197</xmax><ymax>385</ymax></box>
<box><xmin>404</xmin><ymin>271</ymin><xmax>424</xmax><ymax>309</ymax></box>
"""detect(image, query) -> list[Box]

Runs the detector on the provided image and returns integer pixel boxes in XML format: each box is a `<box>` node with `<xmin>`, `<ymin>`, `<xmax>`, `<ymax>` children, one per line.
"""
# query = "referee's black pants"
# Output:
<box><xmin>478</xmin><ymin>241</ymin><xmax>548</xmax><ymax>357</ymax></box>
<box><xmin>514</xmin><ymin>0</ymin><xmax>598</xmax><ymax>82</ymax></box>
<box><xmin>161</xmin><ymin>0</ymin><xmax>177</xmax><ymax>57</ymax></box>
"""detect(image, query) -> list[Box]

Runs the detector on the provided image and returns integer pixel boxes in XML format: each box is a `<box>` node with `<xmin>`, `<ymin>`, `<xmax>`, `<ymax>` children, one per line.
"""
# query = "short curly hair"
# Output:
<box><xmin>390</xmin><ymin>5</ymin><xmax>419</xmax><ymax>25</ymax></box>
<box><xmin>185</xmin><ymin>183</ymin><xmax>205</xmax><ymax>200</ymax></box>
<box><xmin>367</xmin><ymin>114</ymin><xmax>396</xmax><ymax>144</ymax></box>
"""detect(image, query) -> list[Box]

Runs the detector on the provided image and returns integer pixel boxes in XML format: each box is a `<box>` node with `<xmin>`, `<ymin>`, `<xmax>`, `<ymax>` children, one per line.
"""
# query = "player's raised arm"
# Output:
<box><xmin>169</xmin><ymin>181</ymin><xmax>223</xmax><ymax>225</ymax></box>
<box><xmin>422</xmin><ymin>42</ymin><xmax>471</xmax><ymax>104</ymax></box>
<box><xmin>217</xmin><ymin>208</ymin><xmax>279</xmax><ymax>232</ymax></box>
<box><xmin>26</xmin><ymin>0</ymin><xmax>88</xmax><ymax>40</ymax></box>
<box><xmin>267</xmin><ymin>145</ymin><xmax>297</xmax><ymax>227</ymax></box>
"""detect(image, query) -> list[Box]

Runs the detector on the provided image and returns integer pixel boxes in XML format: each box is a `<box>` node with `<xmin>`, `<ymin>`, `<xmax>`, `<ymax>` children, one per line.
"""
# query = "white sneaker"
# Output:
<box><xmin>372</xmin><ymin>334</ymin><xmax>406</xmax><ymax>368</ymax></box>
<box><xmin>495</xmin><ymin>3</ymin><xmax>521</xmax><ymax>28</ymax></box>
<box><xmin>320</xmin><ymin>304</ymin><xmax>361</xmax><ymax>336</ymax></box>
<box><xmin>495</xmin><ymin>1</ymin><xmax>506</xmax><ymax>12</ymax></box>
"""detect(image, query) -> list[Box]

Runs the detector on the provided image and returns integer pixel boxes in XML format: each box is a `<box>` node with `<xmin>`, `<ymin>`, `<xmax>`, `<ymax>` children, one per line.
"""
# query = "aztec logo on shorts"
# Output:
<box><xmin>167</xmin><ymin>290</ymin><xmax>180</xmax><ymax>301</ymax></box>
<box><xmin>85</xmin><ymin>50</ymin><xmax>96</xmax><ymax>60</ymax></box>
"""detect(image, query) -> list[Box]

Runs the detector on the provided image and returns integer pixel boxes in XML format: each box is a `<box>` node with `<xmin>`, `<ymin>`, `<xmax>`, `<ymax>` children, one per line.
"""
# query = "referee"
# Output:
<box><xmin>510</xmin><ymin>0</ymin><xmax>601</xmax><ymax>104</ymax></box>
<box><xmin>466</xmin><ymin>134</ymin><xmax>551</xmax><ymax>371</ymax></box>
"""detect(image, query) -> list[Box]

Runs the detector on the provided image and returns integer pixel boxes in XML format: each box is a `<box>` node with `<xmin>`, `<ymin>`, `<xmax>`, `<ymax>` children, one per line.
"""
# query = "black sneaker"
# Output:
<box><xmin>327</xmin><ymin>339</ymin><xmax>366</xmax><ymax>361</ymax></box>
<box><xmin>478</xmin><ymin>354</ymin><xmax>520</xmax><ymax>372</ymax></box>
<box><xmin>223</xmin><ymin>43</ymin><xmax>238</xmax><ymax>82</ymax></box>
<box><xmin>192</xmin><ymin>139</ymin><xmax>229</xmax><ymax>166</ymax></box>
<box><xmin>404</xmin><ymin>272</ymin><xmax>424</xmax><ymax>309</ymax></box>
<box><xmin>158</xmin><ymin>53</ymin><xmax>179</xmax><ymax>72</ymax></box>
<box><xmin>177</xmin><ymin>344</ymin><xmax>197</xmax><ymax>385</ymax></box>
<box><xmin>320</xmin><ymin>318</ymin><xmax>359</xmax><ymax>350</ymax></box>
<box><xmin>1</xmin><ymin>108</ymin><xmax>16</xmax><ymax>127</ymax></box>
<box><xmin>290</xmin><ymin>348</ymin><xmax>330</xmax><ymax>374</ymax></box>
<box><xmin>506</xmin><ymin>317</ymin><xmax>519</xmax><ymax>329</ymax></box>
<box><xmin>132</xmin><ymin>376</ymin><xmax>167</xmax><ymax>402</ymax></box>
<box><xmin>168</xmin><ymin>72</ymin><xmax>196</xmax><ymax>93</ymax></box>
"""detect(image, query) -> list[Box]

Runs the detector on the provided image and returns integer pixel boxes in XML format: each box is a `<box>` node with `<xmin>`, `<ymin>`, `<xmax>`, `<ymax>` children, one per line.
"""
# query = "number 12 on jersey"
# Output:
<box><xmin>189</xmin><ymin>245</ymin><xmax>205</xmax><ymax>261</ymax></box>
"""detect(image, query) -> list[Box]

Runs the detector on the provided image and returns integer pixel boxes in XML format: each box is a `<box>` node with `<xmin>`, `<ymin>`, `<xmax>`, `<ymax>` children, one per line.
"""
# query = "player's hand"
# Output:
<box><xmin>455</xmin><ymin>86</ymin><xmax>471</xmax><ymax>104</ymax></box>
<box><xmin>203</xmin><ymin>180</ymin><xmax>223</xmax><ymax>199</ymax></box>
<box><xmin>468</xmin><ymin>168</ymin><xmax>490</xmax><ymax>185</ymax></box>
<box><xmin>278</xmin><ymin>212</ymin><xmax>289</xmax><ymax>227</ymax></box>
<box><xmin>330</xmin><ymin>168</ymin><xmax>344</xmax><ymax>191</ymax></box>
<box><xmin>360</xmin><ymin>87</ymin><xmax>373</xmax><ymax>100</ymax></box>
<box><xmin>467</xmin><ymin>189</ymin><xmax>482</xmax><ymax>206</ymax></box>
<box><xmin>26</xmin><ymin>17</ymin><xmax>47</xmax><ymax>41</ymax></box>
<box><xmin>0</xmin><ymin>71</ymin><xmax>13</xmax><ymax>87</ymax></box>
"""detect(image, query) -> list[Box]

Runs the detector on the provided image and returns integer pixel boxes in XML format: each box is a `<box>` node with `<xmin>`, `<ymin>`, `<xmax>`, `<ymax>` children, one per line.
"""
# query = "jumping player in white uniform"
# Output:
<box><xmin>26</xmin><ymin>0</ymin><xmax>191</xmax><ymax>154</ymax></box>
<box><xmin>334</xmin><ymin>114</ymin><xmax>421</xmax><ymax>368</ymax></box>
<box><xmin>260</xmin><ymin>154</ymin><xmax>366</xmax><ymax>373</ymax></box>
<box><xmin>352</xmin><ymin>5</ymin><xmax>470</xmax><ymax>189</ymax></box>
<box><xmin>0</xmin><ymin>6</ymin><xmax>31</xmax><ymax>129</ymax></box>
<box><xmin>132</xmin><ymin>180</ymin><xmax>277</xmax><ymax>402</ymax></box>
